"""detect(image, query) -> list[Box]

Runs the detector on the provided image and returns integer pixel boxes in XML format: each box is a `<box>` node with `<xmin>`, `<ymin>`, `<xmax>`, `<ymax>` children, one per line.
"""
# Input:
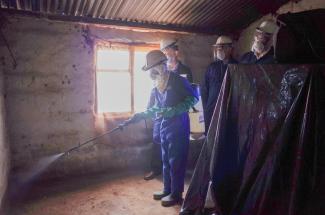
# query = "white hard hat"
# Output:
<box><xmin>142</xmin><ymin>50</ymin><xmax>167</xmax><ymax>71</ymax></box>
<box><xmin>257</xmin><ymin>20</ymin><xmax>279</xmax><ymax>34</ymax></box>
<box><xmin>160</xmin><ymin>39</ymin><xmax>178</xmax><ymax>51</ymax></box>
<box><xmin>213</xmin><ymin>36</ymin><xmax>233</xmax><ymax>46</ymax></box>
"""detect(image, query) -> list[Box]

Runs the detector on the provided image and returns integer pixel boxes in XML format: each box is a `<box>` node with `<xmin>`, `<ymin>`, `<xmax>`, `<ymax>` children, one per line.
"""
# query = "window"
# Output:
<box><xmin>95</xmin><ymin>43</ymin><xmax>158</xmax><ymax>114</ymax></box>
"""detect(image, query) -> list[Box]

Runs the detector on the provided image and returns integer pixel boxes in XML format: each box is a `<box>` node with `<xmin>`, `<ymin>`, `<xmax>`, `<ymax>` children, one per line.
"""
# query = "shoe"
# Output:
<box><xmin>179</xmin><ymin>211</ymin><xmax>193</xmax><ymax>215</ymax></box>
<box><xmin>179</xmin><ymin>210</ymin><xmax>196</xmax><ymax>215</ymax></box>
<box><xmin>161</xmin><ymin>193</ymin><xmax>183</xmax><ymax>207</ymax></box>
<box><xmin>203</xmin><ymin>208</ymin><xmax>220</xmax><ymax>215</ymax></box>
<box><xmin>144</xmin><ymin>171</ymin><xmax>161</xmax><ymax>180</ymax></box>
<box><xmin>153</xmin><ymin>191</ymin><xmax>170</xmax><ymax>200</ymax></box>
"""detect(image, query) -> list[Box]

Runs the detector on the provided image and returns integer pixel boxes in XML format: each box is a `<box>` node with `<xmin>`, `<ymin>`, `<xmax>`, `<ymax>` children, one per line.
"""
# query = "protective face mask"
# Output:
<box><xmin>252</xmin><ymin>40</ymin><xmax>265</xmax><ymax>54</ymax></box>
<box><xmin>166</xmin><ymin>57</ymin><xmax>177</xmax><ymax>70</ymax></box>
<box><xmin>150</xmin><ymin>65</ymin><xmax>170</xmax><ymax>93</ymax></box>
<box><xmin>216</xmin><ymin>51</ymin><xmax>226</xmax><ymax>61</ymax></box>
<box><xmin>149</xmin><ymin>68</ymin><xmax>160</xmax><ymax>80</ymax></box>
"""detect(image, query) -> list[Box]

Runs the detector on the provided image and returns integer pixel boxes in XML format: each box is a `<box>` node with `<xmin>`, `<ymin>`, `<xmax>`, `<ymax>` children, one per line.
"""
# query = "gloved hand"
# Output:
<box><xmin>161</xmin><ymin>96</ymin><xmax>199</xmax><ymax>118</ymax></box>
<box><xmin>118</xmin><ymin>113</ymin><xmax>145</xmax><ymax>129</ymax></box>
<box><xmin>153</xmin><ymin>108</ymin><xmax>166</xmax><ymax>119</ymax></box>
<box><xmin>126</xmin><ymin>113</ymin><xmax>145</xmax><ymax>125</ymax></box>
<box><xmin>161</xmin><ymin>107</ymin><xmax>176</xmax><ymax>118</ymax></box>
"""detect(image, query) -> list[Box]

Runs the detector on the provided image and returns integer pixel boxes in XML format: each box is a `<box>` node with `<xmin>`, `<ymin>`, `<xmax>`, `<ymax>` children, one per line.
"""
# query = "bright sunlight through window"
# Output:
<box><xmin>96</xmin><ymin>44</ymin><xmax>157</xmax><ymax>114</ymax></box>
<box><xmin>134</xmin><ymin>51</ymin><xmax>154</xmax><ymax>112</ymax></box>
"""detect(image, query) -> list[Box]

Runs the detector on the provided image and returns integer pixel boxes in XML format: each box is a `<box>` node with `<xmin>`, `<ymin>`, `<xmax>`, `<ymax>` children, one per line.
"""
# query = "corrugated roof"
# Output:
<box><xmin>0</xmin><ymin>0</ymin><xmax>289</xmax><ymax>34</ymax></box>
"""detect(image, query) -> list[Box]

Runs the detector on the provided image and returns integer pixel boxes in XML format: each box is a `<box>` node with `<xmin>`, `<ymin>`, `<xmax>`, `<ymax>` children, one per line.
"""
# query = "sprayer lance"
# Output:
<box><xmin>63</xmin><ymin>122</ymin><xmax>130</xmax><ymax>155</ymax></box>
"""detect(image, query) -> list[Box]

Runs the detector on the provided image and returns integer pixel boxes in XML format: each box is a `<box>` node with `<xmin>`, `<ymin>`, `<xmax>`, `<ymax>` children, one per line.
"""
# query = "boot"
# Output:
<box><xmin>161</xmin><ymin>193</ymin><xmax>183</xmax><ymax>207</ymax></box>
<box><xmin>144</xmin><ymin>171</ymin><xmax>161</xmax><ymax>180</ymax></box>
<box><xmin>179</xmin><ymin>210</ymin><xmax>195</xmax><ymax>215</ymax></box>
<box><xmin>179</xmin><ymin>209</ymin><xmax>202</xmax><ymax>215</ymax></box>
<box><xmin>203</xmin><ymin>208</ymin><xmax>221</xmax><ymax>215</ymax></box>
<box><xmin>153</xmin><ymin>191</ymin><xmax>170</xmax><ymax>200</ymax></box>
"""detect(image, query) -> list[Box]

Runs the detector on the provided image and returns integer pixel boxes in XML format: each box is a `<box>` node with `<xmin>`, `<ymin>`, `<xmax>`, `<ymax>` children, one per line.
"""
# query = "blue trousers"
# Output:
<box><xmin>160</xmin><ymin>113</ymin><xmax>190</xmax><ymax>195</ymax></box>
<box><xmin>150</xmin><ymin>120</ymin><xmax>162</xmax><ymax>173</ymax></box>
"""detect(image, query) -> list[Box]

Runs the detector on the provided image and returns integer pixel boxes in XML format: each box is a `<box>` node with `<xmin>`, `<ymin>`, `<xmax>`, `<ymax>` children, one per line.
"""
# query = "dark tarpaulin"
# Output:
<box><xmin>276</xmin><ymin>9</ymin><xmax>325</xmax><ymax>64</ymax></box>
<box><xmin>180</xmin><ymin>65</ymin><xmax>325</xmax><ymax>215</ymax></box>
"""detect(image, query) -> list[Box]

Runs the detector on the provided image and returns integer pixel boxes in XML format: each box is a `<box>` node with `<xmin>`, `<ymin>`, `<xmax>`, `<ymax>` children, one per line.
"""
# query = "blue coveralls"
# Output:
<box><xmin>148</xmin><ymin>89</ymin><xmax>162</xmax><ymax>173</ymax></box>
<box><xmin>200</xmin><ymin>58</ymin><xmax>238</xmax><ymax>134</ymax></box>
<box><xmin>152</xmin><ymin>72</ymin><xmax>198</xmax><ymax>196</ymax></box>
<box><xmin>148</xmin><ymin>62</ymin><xmax>193</xmax><ymax>174</ymax></box>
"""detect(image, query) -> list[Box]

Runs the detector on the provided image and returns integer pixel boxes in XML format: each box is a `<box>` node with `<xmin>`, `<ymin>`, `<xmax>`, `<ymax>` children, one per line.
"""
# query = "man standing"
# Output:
<box><xmin>160</xmin><ymin>39</ymin><xmax>193</xmax><ymax>82</ymax></box>
<box><xmin>127</xmin><ymin>50</ymin><xmax>198</xmax><ymax>207</ymax></box>
<box><xmin>201</xmin><ymin>36</ymin><xmax>237</xmax><ymax>134</ymax></box>
<box><xmin>144</xmin><ymin>39</ymin><xmax>194</xmax><ymax>181</ymax></box>
<box><xmin>241</xmin><ymin>20</ymin><xmax>279</xmax><ymax>64</ymax></box>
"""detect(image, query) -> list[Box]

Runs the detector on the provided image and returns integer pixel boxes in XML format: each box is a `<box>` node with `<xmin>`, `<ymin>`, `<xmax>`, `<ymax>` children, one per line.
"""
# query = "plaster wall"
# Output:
<box><xmin>0</xmin><ymin>14</ymin><xmax>215</xmax><ymax>179</ymax></box>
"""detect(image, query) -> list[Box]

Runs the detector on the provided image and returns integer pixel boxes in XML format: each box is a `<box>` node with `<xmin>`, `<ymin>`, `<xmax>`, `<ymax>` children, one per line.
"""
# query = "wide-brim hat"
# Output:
<box><xmin>142</xmin><ymin>50</ymin><xmax>167</xmax><ymax>71</ymax></box>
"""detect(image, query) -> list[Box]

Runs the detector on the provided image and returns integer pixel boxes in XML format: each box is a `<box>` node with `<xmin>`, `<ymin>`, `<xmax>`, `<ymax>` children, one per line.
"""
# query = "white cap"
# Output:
<box><xmin>213</xmin><ymin>36</ymin><xmax>233</xmax><ymax>46</ymax></box>
<box><xmin>257</xmin><ymin>20</ymin><xmax>279</xmax><ymax>34</ymax></box>
<box><xmin>160</xmin><ymin>39</ymin><xmax>178</xmax><ymax>50</ymax></box>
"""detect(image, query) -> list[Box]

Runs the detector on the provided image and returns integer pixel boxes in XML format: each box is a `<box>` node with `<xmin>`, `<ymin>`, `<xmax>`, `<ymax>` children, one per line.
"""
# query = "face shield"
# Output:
<box><xmin>252</xmin><ymin>29</ymin><xmax>273</xmax><ymax>54</ymax></box>
<box><xmin>163</xmin><ymin>47</ymin><xmax>178</xmax><ymax>61</ymax></box>
<box><xmin>148</xmin><ymin>63</ymin><xmax>170</xmax><ymax>93</ymax></box>
<box><xmin>213</xmin><ymin>44</ymin><xmax>232</xmax><ymax>61</ymax></box>
<box><xmin>148</xmin><ymin>63</ymin><xmax>166</xmax><ymax>81</ymax></box>
<box><xmin>149</xmin><ymin>67</ymin><xmax>160</xmax><ymax>80</ymax></box>
<box><xmin>162</xmin><ymin>46</ymin><xmax>178</xmax><ymax>71</ymax></box>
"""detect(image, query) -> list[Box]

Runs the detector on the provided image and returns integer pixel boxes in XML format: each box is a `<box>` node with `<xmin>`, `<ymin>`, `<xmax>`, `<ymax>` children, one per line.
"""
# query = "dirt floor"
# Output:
<box><xmin>9</xmin><ymin>170</ymin><xmax>190</xmax><ymax>215</ymax></box>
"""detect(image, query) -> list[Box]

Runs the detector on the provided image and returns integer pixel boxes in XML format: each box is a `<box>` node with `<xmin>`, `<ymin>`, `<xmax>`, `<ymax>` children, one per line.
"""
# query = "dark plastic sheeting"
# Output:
<box><xmin>181</xmin><ymin>65</ymin><xmax>325</xmax><ymax>215</ymax></box>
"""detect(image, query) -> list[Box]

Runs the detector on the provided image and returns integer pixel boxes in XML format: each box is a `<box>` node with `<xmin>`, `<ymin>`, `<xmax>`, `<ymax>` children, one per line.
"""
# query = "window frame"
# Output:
<box><xmin>94</xmin><ymin>41</ymin><xmax>159</xmax><ymax>117</ymax></box>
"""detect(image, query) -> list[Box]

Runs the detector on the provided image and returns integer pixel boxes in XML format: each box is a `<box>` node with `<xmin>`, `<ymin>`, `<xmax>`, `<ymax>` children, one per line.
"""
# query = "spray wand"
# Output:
<box><xmin>63</xmin><ymin>118</ymin><xmax>134</xmax><ymax>156</ymax></box>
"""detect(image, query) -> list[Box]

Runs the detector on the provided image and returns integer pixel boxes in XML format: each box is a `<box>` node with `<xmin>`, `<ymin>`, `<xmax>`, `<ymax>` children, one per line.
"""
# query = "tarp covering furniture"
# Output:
<box><xmin>180</xmin><ymin>65</ymin><xmax>325</xmax><ymax>215</ymax></box>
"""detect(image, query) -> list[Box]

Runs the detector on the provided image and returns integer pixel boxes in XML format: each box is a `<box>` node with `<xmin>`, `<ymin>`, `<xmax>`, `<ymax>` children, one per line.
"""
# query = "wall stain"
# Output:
<box><xmin>81</xmin><ymin>26</ymin><xmax>94</xmax><ymax>52</ymax></box>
